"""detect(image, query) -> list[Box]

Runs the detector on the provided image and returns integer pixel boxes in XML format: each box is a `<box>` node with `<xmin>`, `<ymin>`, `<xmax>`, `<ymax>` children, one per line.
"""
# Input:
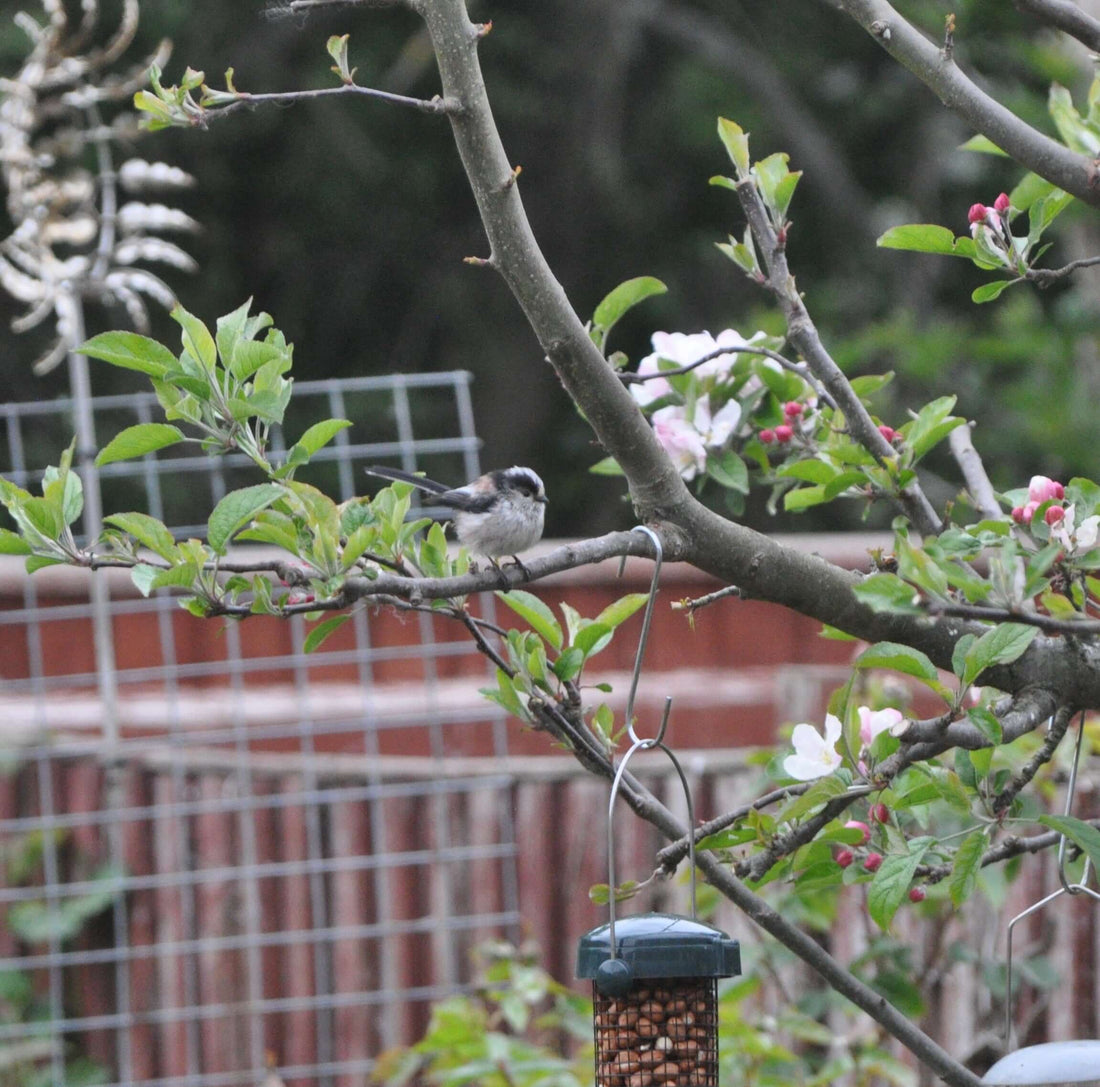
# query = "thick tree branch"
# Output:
<box><xmin>1014</xmin><ymin>0</ymin><xmax>1100</xmax><ymax>51</ymax></box>
<box><xmin>829</xmin><ymin>0</ymin><xmax>1100</xmax><ymax>207</ymax></box>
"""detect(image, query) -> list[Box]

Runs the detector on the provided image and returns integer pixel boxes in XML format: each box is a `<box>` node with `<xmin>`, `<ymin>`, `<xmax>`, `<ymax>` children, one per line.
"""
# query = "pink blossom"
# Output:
<box><xmin>858</xmin><ymin>705</ymin><xmax>902</xmax><ymax>747</ymax></box>
<box><xmin>774</xmin><ymin>424</ymin><xmax>793</xmax><ymax>443</ymax></box>
<box><xmin>993</xmin><ymin>192</ymin><xmax>1011</xmax><ymax>215</ymax></box>
<box><xmin>845</xmin><ymin>820</ymin><xmax>871</xmax><ymax>845</ymax></box>
<box><xmin>783</xmin><ymin>714</ymin><xmax>843</xmax><ymax>780</ymax></box>
<box><xmin>968</xmin><ymin>203</ymin><xmax>989</xmax><ymax>226</ymax></box>
<box><xmin>760</xmin><ymin>428</ymin><xmax>776</xmax><ymax>444</ymax></box>
<box><xmin>651</xmin><ymin>406</ymin><xmax>708</xmax><ymax>478</ymax></box>
<box><xmin>1028</xmin><ymin>475</ymin><xmax>1064</xmax><ymax>503</ymax></box>
<box><xmin>1045</xmin><ymin>505</ymin><xmax>1065</xmax><ymax>526</ymax></box>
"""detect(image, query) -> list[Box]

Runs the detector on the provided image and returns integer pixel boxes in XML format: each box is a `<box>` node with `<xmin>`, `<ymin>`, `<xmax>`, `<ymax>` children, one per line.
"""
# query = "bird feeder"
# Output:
<box><xmin>576</xmin><ymin>526</ymin><xmax>740</xmax><ymax>1085</ymax></box>
<box><xmin>577</xmin><ymin>912</ymin><xmax>740</xmax><ymax>1087</ymax></box>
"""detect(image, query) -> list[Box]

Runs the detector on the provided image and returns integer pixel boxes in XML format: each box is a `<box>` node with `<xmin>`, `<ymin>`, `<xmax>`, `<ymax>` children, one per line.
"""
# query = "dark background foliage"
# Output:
<box><xmin>2</xmin><ymin>0</ymin><xmax>1098</xmax><ymax>534</ymax></box>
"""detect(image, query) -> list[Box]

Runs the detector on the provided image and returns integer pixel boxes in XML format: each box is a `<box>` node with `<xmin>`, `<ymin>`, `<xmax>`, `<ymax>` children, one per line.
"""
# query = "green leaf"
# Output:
<box><xmin>867</xmin><ymin>838</ymin><xmax>933</xmax><ymax>930</ymax></box>
<box><xmin>0</xmin><ymin>527</ymin><xmax>31</xmax><ymax>554</ymax></box>
<box><xmin>972</xmin><ymin>279</ymin><xmax>1016</xmax><ymax>304</ymax></box>
<box><xmin>706</xmin><ymin>450</ymin><xmax>749</xmax><ymax>493</ymax></box>
<box><xmin>303</xmin><ymin>614</ymin><xmax>350</xmax><ymax>653</ymax></box>
<box><xmin>902</xmin><ymin>395</ymin><xmax>963</xmax><ymax>460</ymax></box>
<box><xmin>591</xmin><ymin>277</ymin><xmax>667</xmax><ymax>348</ymax></box>
<box><xmin>959</xmin><ymin>134</ymin><xmax>1006</xmax><ymax>156</ymax></box>
<box><xmin>551</xmin><ymin>646</ymin><xmax>585</xmax><ymax>682</ymax></box>
<box><xmin>104</xmin><ymin>512</ymin><xmax>178</xmax><ymax>561</ymax></box>
<box><xmin>594</xmin><ymin>592</ymin><xmax>649</xmax><ymax>631</ymax></box>
<box><xmin>480</xmin><ymin>670</ymin><xmax>530</xmax><ymax>722</ymax></box>
<box><xmin>292</xmin><ymin>418</ymin><xmax>352</xmax><ymax>457</ymax></box>
<box><xmin>573</xmin><ymin>621</ymin><xmax>612</xmax><ymax>658</ymax></box>
<box><xmin>717</xmin><ymin>117</ymin><xmax>750</xmax><ymax>177</ymax></box>
<box><xmin>876</xmin><ymin>224</ymin><xmax>966</xmax><ymax>256</ymax></box>
<box><xmin>79</xmin><ymin>331</ymin><xmax>176</xmax><ymax>377</ymax></box>
<box><xmin>776</xmin><ymin>775</ymin><xmax>849</xmax><ymax>824</ymax></box>
<box><xmin>950</xmin><ymin>828</ymin><xmax>989</xmax><ymax>908</ymax></box>
<box><xmin>966</xmin><ymin>705</ymin><xmax>1003</xmax><ymax>745</ymax></box>
<box><xmin>171</xmin><ymin>304</ymin><xmax>217</xmax><ymax>373</ymax></box>
<box><xmin>853</xmin><ymin>641</ymin><xmax>939</xmax><ymax>683</ymax></box>
<box><xmin>961</xmin><ymin>623</ymin><xmax>1038</xmax><ymax>685</ymax></box>
<box><xmin>1038</xmin><ymin>814</ymin><xmax>1100</xmax><ymax>875</ymax></box>
<box><xmin>494</xmin><ymin>589</ymin><xmax>563</xmax><ymax>651</ymax></box>
<box><xmin>852</xmin><ymin>572</ymin><xmax>924</xmax><ymax>614</ymax></box>
<box><xmin>95</xmin><ymin>424</ymin><xmax>186</xmax><ymax>467</ymax></box>
<box><xmin>207</xmin><ymin>483</ymin><xmax>285</xmax><ymax>554</ymax></box>
<box><xmin>589</xmin><ymin>456</ymin><xmax>624</xmax><ymax>476</ymax></box>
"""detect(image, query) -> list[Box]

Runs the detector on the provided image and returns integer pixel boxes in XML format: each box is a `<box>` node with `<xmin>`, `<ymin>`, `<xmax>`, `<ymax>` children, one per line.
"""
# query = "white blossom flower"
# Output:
<box><xmin>1051</xmin><ymin>504</ymin><xmax>1100</xmax><ymax>554</ymax></box>
<box><xmin>783</xmin><ymin>714</ymin><xmax>843</xmax><ymax>781</ymax></box>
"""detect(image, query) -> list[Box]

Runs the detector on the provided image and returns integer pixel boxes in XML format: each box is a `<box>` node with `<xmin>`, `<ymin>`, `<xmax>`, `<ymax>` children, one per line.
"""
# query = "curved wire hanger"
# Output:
<box><xmin>604</xmin><ymin>526</ymin><xmax>697</xmax><ymax>958</ymax></box>
<box><xmin>1003</xmin><ymin>711</ymin><xmax>1100</xmax><ymax>1044</ymax></box>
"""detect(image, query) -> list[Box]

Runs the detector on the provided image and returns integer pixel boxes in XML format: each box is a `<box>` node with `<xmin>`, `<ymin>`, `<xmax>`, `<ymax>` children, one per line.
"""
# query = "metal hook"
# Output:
<box><xmin>1004</xmin><ymin>712</ymin><xmax>1099</xmax><ymax>1044</ymax></box>
<box><xmin>620</xmin><ymin>525</ymin><xmax>664</xmax><ymax>745</ymax></box>
<box><xmin>605</xmin><ymin>725</ymin><xmax>696</xmax><ymax>959</ymax></box>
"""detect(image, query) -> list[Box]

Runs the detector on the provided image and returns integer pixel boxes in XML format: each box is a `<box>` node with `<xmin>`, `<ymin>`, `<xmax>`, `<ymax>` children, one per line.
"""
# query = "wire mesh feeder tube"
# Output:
<box><xmin>578</xmin><ymin>915</ymin><xmax>739</xmax><ymax>1087</ymax></box>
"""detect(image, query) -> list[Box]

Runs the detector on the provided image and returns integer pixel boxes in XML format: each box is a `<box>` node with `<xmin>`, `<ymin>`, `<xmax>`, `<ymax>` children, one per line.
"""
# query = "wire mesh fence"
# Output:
<box><xmin>0</xmin><ymin>371</ymin><xmax>525</xmax><ymax>1087</ymax></box>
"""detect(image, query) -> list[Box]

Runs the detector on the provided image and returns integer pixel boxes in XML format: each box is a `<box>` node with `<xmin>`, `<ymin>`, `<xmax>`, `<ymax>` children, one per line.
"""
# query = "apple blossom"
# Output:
<box><xmin>774</xmin><ymin>424</ymin><xmax>793</xmax><ymax>442</ymax></box>
<box><xmin>1045</xmin><ymin>505</ymin><xmax>1065</xmax><ymax>526</ymax></box>
<box><xmin>1028</xmin><ymin>475</ymin><xmax>1064</xmax><ymax>503</ymax></box>
<box><xmin>783</xmin><ymin>713</ymin><xmax>843</xmax><ymax>780</ymax></box>
<box><xmin>864</xmin><ymin>852</ymin><xmax>883</xmax><ymax>872</ymax></box>
<box><xmin>908</xmin><ymin>886</ymin><xmax>927</xmax><ymax>903</ymax></box>
<box><xmin>993</xmin><ymin>192</ymin><xmax>1011</xmax><ymax>215</ymax></box>
<box><xmin>836</xmin><ymin>848</ymin><xmax>854</xmax><ymax>868</ymax></box>
<box><xmin>651</xmin><ymin>406</ymin><xmax>708</xmax><ymax>478</ymax></box>
<box><xmin>1050</xmin><ymin>504</ymin><xmax>1100</xmax><ymax>555</ymax></box>
<box><xmin>858</xmin><ymin>705</ymin><xmax>902</xmax><ymax>747</ymax></box>
<box><xmin>783</xmin><ymin>400</ymin><xmax>803</xmax><ymax>418</ymax></box>
<box><xmin>870</xmin><ymin>802</ymin><xmax>890</xmax><ymax>825</ymax></box>
<box><xmin>760</xmin><ymin>428</ymin><xmax>776</xmax><ymax>444</ymax></box>
<box><xmin>967</xmin><ymin>203</ymin><xmax>989</xmax><ymax>227</ymax></box>
<box><xmin>845</xmin><ymin>819</ymin><xmax>871</xmax><ymax>845</ymax></box>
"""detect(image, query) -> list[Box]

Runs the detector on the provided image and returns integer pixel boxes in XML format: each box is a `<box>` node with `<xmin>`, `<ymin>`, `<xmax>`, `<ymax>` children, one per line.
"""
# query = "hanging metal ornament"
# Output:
<box><xmin>983</xmin><ymin>713</ymin><xmax>1100</xmax><ymax>1085</ymax></box>
<box><xmin>576</xmin><ymin>527</ymin><xmax>741</xmax><ymax>1087</ymax></box>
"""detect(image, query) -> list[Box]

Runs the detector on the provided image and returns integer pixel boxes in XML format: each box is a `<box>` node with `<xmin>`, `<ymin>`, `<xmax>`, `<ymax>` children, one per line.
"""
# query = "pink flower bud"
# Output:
<box><xmin>1011</xmin><ymin>506</ymin><xmax>1026</xmax><ymax>524</ymax></box>
<box><xmin>968</xmin><ymin>203</ymin><xmax>989</xmax><ymax>225</ymax></box>
<box><xmin>783</xmin><ymin>400</ymin><xmax>804</xmax><ymax>418</ymax></box>
<box><xmin>878</xmin><ymin>425</ymin><xmax>898</xmax><ymax>443</ymax></box>
<box><xmin>1028</xmin><ymin>475</ymin><xmax>1063</xmax><ymax>504</ymax></box>
<box><xmin>863</xmin><ymin>852</ymin><xmax>883</xmax><ymax>873</ymax></box>
<box><xmin>835</xmin><ymin>848</ymin><xmax>854</xmax><ymax>869</ymax></box>
<box><xmin>870</xmin><ymin>802</ymin><xmax>890</xmax><ymax>825</ymax></box>
<box><xmin>908</xmin><ymin>886</ymin><xmax>927</xmax><ymax>903</ymax></box>
<box><xmin>759</xmin><ymin>428</ymin><xmax>776</xmax><ymax>444</ymax></box>
<box><xmin>774</xmin><ymin>424</ymin><xmax>794</xmax><ymax>443</ymax></box>
<box><xmin>1045</xmin><ymin>505</ymin><xmax>1065</xmax><ymax>526</ymax></box>
<box><xmin>993</xmin><ymin>192</ymin><xmax>1011</xmax><ymax>214</ymax></box>
<box><xmin>845</xmin><ymin>820</ymin><xmax>871</xmax><ymax>845</ymax></box>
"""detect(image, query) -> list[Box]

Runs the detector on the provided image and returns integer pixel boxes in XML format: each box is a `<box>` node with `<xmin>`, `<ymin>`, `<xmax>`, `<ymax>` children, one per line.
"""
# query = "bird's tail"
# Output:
<box><xmin>365</xmin><ymin>465</ymin><xmax>449</xmax><ymax>495</ymax></box>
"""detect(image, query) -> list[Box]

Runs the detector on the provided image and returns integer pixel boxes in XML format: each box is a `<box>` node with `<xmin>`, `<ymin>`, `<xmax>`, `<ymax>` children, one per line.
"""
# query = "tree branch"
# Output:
<box><xmin>949</xmin><ymin>422</ymin><xmax>1003</xmax><ymax>522</ymax></box>
<box><xmin>1014</xmin><ymin>0</ymin><xmax>1100</xmax><ymax>52</ymax></box>
<box><xmin>733</xmin><ymin>174</ymin><xmax>944</xmax><ymax>538</ymax></box>
<box><xmin>828</xmin><ymin>0</ymin><xmax>1100</xmax><ymax>207</ymax></box>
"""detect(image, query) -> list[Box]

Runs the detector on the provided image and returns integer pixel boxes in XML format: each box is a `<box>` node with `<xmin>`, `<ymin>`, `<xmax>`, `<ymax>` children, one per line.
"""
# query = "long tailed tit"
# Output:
<box><xmin>366</xmin><ymin>464</ymin><xmax>548</xmax><ymax>565</ymax></box>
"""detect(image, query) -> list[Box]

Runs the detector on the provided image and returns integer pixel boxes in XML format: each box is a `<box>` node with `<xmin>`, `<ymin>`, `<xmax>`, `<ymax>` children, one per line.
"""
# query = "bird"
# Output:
<box><xmin>365</xmin><ymin>464</ymin><xmax>548</xmax><ymax>571</ymax></box>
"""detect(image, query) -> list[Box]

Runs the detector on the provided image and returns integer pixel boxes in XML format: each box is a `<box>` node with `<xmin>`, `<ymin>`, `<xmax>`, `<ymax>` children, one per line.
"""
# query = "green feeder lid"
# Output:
<box><xmin>576</xmin><ymin>912</ymin><xmax>741</xmax><ymax>981</ymax></box>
